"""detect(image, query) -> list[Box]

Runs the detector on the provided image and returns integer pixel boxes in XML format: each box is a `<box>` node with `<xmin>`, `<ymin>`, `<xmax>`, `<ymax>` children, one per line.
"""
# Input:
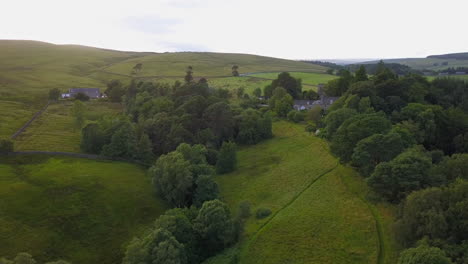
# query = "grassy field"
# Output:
<box><xmin>207</xmin><ymin>121</ymin><xmax>398</xmax><ymax>264</ymax></box>
<box><xmin>104</xmin><ymin>52</ymin><xmax>327</xmax><ymax>77</ymax></box>
<box><xmin>367</xmin><ymin>57</ymin><xmax>468</xmax><ymax>71</ymax></box>
<box><xmin>427</xmin><ymin>74</ymin><xmax>468</xmax><ymax>81</ymax></box>
<box><xmin>14</xmin><ymin>101</ymin><xmax>123</xmax><ymax>152</ymax></box>
<box><xmin>0</xmin><ymin>155</ymin><xmax>167</xmax><ymax>264</ymax></box>
<box><xmin>0</xmin><ymin>101</ymin><xmax>34</xmax><ymax>138</ymax></box>
<box><xmin>248</xmin><ymin>72</ymin><xmax>338</xmax><ymax>86</ymax></box>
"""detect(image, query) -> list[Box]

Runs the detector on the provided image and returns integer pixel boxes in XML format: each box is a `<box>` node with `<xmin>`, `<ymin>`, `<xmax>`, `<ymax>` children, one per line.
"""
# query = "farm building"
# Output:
<box><xmin>62</xmin><ymin>88</ymin><xmax>101</xmax><ymax>99</ymax></box>
<box><xmin>293</xmin><ymin>83</ymin><xmax>339</xmax><ymax>111</ymax></box>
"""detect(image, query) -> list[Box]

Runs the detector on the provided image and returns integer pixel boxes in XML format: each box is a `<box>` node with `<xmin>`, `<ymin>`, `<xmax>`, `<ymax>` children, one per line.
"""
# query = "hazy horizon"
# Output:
<box><xmin>3</xmin><ymin>0</ymin><xmax>468</xmax><ymax>60</ymax></box>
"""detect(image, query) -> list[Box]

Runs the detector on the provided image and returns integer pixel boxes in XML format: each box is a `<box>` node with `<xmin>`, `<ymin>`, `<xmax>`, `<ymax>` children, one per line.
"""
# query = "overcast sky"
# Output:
<box><xmin>2</xmin><ymin>0</ymin><xmax>467</xmax><ymax>60</ymax></box>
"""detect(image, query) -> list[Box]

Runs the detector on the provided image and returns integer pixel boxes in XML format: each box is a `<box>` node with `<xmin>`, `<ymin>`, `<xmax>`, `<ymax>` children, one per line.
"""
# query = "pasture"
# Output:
<box><xmin>0</xmin><ymin>155</ymin><xmax>168</xmax><ymax>264</ymax></box>
<box><xmin>208</xmin><ymin>122</ymin><xmax>398</xmax><ymax>264</ymax></box>
<box><xmin>248</xmin><ymin>71</ymin><xmax>338</xmax><ymax>86</ymax></box>
<box><xmin>14</xmin><ymin>101</ymin><xmax>123</xmax><ymax>153</ymax></box>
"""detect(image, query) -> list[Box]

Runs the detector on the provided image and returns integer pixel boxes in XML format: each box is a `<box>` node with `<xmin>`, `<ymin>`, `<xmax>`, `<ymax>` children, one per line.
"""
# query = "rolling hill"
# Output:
<box><xmin>363</xmin><ymin>52</ymin><xmax>468</xmax><ymax>71</ymax></box>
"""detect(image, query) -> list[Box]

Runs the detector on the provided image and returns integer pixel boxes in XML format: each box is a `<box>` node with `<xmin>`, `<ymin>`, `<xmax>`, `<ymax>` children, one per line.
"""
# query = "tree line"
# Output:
<box><xmin>319</xmin><ymin>61</ymin><xmax>468</xmax><ymax>263</ymax></box>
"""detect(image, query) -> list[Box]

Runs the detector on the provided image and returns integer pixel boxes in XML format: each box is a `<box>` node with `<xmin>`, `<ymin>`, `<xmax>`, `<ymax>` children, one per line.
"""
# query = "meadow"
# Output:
<box><xmin>247</xmin><ymin>71</ymin><xmax>338</xmax><ymax>87</ymax></box>
<box><xmin>426</xmin><ymin>74</ymin><xmax>468</xmax><ymax>81</ymax></box>
<box><xmin>0</xmin><ymin>155</ymin><xmax>168</xmax><ymax>264</ymax></box>
<box><xmin>207</xmin><ymin>122</ymin><xmax>398</xmax><ymax>264</ymax></box>
<box><xmin>0</xmin><ymin>100</ymin><xmax>34</xmax><ymax>138</ymax></box>
<box><xmin>14</xmin><ymin>101</ymin><xmax>123</xmax><ymax>153</ymax></box>
<box><xmin>369</xmin><ymin>57</ymin><xmax>468</xmax><ymax>71</ymax></box>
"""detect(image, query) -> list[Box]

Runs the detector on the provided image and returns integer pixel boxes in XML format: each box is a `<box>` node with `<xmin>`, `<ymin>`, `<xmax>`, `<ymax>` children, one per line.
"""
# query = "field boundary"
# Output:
<box><xmin>338</xmin><ymin>170</ymin><xmax>385</xmax><ymax>264</ymax></box>
<box><xmin>10</xmin><ymin>101</ymin><xmax>50</xmax><ymax>139</ymax></box>
<box><xmin>4</xmin><ymin>151</ymin><xmax>146</xmax><ymax>165</ymax></box>
<box><xmin>241</xmin><ymin>162</ymin><xmax>339</xmax><ymax>258</ymax></box>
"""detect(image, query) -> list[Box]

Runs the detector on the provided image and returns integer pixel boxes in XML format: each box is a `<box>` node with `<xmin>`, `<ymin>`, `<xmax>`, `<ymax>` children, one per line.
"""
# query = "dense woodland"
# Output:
<box><xmin>320</xmin><ymin>61</ymin><xmax>468</xmax><ymax>264</ymax></box>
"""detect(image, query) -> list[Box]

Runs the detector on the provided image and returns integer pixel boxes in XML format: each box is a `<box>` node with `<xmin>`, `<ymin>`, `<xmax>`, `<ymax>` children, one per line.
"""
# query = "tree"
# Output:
<box><xmin>80</xmin><ymin>123</ymin><xmax>105</xmax><ymax>154</ymax></box>
<box><xmin>194</xmin><ymin>200</ymin><xmax>235</xmax><ymax>256</ymax></box>
<box><xmin>269</xmin><ymin>87</ymin><xmax>293</xmax><ymax>117</ymax></box>
<box><xmin>13</xmin><ymin>253</ymin><xmax>36</xmax><ymax>264</ymax></box>
<box><xmin>367</xmin><ymin>147</ymin><xmax>432</xmax><ymax>202</ymax></box>
<box><xmin>149</xmin><ymin>152</ymin><xmax>193</xmax><ymax>207</ymax></box>
<box><xmin>101</xmin><ymin>122</ymin><xmax>137</xmax><ymax>159</ymax></box>
<box><xmin>105</xmin><ymin>80</ymin><xmax>126</xmax><ymax>102</ymax></box>
<box><xmin>216</xmin><ymin>142</ymin><xmax>237</xmax><ymax>174</ymax></box>
<box><xmin>71</xmin><ymin>100</ymin><xmax>86</xmax><ymax>129</ymax></box>
<box><xmin>74</xmin><ymin>92</ymin><xmax>90</xmax><ymax>101</ymax></box>
<box><xmin>331</xmin><ymin>112</ymin><xmax>392</xmax><ymax>162</ymax></box>
<box><xmin>322</xmin><ymin>108</ymin><xmax>358</xmax><ymax>139</ymax></box>
<box><xmin>203</xmin><ymin>102</ymin><xmax>234</xmax><ymax>146</ymax></box>
<box><xmin>185</xmin><ymin>66</ymin><xmax>194</xmax><ymax>83</ymax></box>
<box><xmin>193</xmin><ymin>175</ymin><xmax>219</xmax><ymax>207</ymax></box>
<box><xmin>135</xmin><ymin>133</ymin><xmax>154</xmax><ymax>165</ymax></box>
<box><xmin>0</xmin><ymin>139</ymin><xmax>13</xmax><ymax>154</ymax></box>
<box><xmin>253</xmin><ymin>88</ymin><xmax>262</xmax><ymax>98</ymax></box>
<box><xmin>132</xmin><ymin>63</ymin><xmax>143</xmax><ymax>74</ymax></box>
<box><xmin>48</xmin><ymin>88</ymin><xmax>61</xmax><ymax>101</ymax></box>
<box><xmin>269</xmin><ymin>72</ymin><xmax>302</xmax><ymax>99</ymax></box>
<box><xmin>354</xmin><ymin>65</ymin><xmax>369</xmax><ymax>82</ymax></box>
<box><xmin>398</xmin><ymin>245</ymin><xmax>453</xmax><ymax>264</ymax></box>
<box><xmin>305</xmin><ymin>121</ymin><xmax>317</xmax><ymax>134</ymax></box>
<box><xmin>232</xmin><ymin>65</ymin><xmax>239</xmax><ymax>77</ymax></box>
<box><xmin>123</xmin><ymin>228</ymin><xmax>187</xmax><ymax>264</ymax></box>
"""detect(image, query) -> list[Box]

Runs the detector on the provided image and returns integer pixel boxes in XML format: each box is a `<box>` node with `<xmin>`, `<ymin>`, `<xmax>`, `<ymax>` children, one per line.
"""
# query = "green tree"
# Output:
<box><xmin>185</xmin><ymin>66</ymin><xmax>194</xmax><ymax>83</ymax></box>
<box><xmin>354</xmin><ymin>65</ymin><xmax>369</xmax><ymax>82</ymax></box>
<box><xmin>305</xmin><ymin>121</ymin><xmax>317</xmax><ymax>134</ymax></box>
<box><xmin>149</xmin><ymin>152</ymin><xmax>193</xmax><ymax>207</ymax></box>
<box><xmin>322</xmin><ymin>108</ymin><xmax>358</xmax><ymax>139</ymax></box>
<box><xmin>48</xmin><ymin>88</ymin><xmax>61</xmax><ymax>101</ymax></box>
<box><xmin>232</xmin><ymin>65</ymin><xmax>239</xmax><ymax>77</ymax></box>
<box><xmin>135</xmin><ymin>133</ymin><xmax>154</xmax><ymax>165</ymax></box>
<box><xmin>194</xmin><ymin>200</ymin><xmax>235</xmax><ymax>256</ymax></box>
<box><xmin>80</xmin><ymin>123</ymin><xmax>105</xmax><ymax>154</ymax></box>
<box><xmin>203</xmin><ymin>102</ymin><xmax>234</xmax><ymax>146</ymax></box>
<box><xmin>123</xmin><ymin>228</ymin><xmax>187</xmax><ymax>264</ymax></box>
<box><xmin>101</xmin><ymin>122</ymin><xmax>137</xmax><ymax>159</ymax></box>
<box><xmin>367</xmin><ymin>147</ymin><xmax>432</xmax><ymax>202</ymax></box>
<box><xmin>194</xmin><ymin>175</ymin><xmax>219</xmax><ymax>207</ymax></box>
<box><xmin>216</xmin><ymin>142</ymin><xmax>237</xmax><ymax>174</ymax></box>
<box><xmin>74</xmin><ymin>92</ymin><xmax>90</xmax><ymax>101</ymax></box>
<box><xmin>105</xmin><ymin>80</ymin><xmax>126</xmax><ymax>102</ymax></box>
<box><xmin>71</xmin><ymin>100</ymin><xmax>86</xmax><ymax>130</ymax></box>
<box><xmin>398</xmin><ymin>245</ymin><xmax>453</xmax><ymax>264</ymax></box>
<box><xmin>253</xmin><ymin>88</ymin><xmax>262</xmax><ymax>98</ymax></box>
<box><xmin>269</xmin><ymin>72</ymin><xmax>302</xmax><ymax>99</ymax></box>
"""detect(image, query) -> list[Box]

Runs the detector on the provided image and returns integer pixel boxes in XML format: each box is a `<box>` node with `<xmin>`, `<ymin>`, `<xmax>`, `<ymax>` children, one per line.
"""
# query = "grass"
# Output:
<box><xmin>248</xmin><ymin>71</ymin><xmax>338</xmax><ymax>86</ymax></box>
<box><xmin>426</xmin><ymin>74</ymin><xmax>468</xmax><ymax>81</ymax></box>
<box><xmin>207</xmin><ymin>121</ymin><xmax>398</xmax><ymax>264</ymax></box>
<box><xmin>0</xmin><ymin>155</ymin><xmax>168</xmax><ymax>264</ymax></box>
<box><xmin>372</xmin><ymin>58</ymin><xmax>468</xmax><ymax>71</ymax></box>
<box><xmin>104</xmin><ymin>52</ymin><xmax>327</xmax><ymax>77</ymax></box>
<box><xmin>14</xmin><ymin>101</ymin><xmax>123</xmax><ymax>152</ymax></box>
<box><xmin>0</xmin><ymin>100</ymin><xmax>34</xmax><ymax>138</ymax></box>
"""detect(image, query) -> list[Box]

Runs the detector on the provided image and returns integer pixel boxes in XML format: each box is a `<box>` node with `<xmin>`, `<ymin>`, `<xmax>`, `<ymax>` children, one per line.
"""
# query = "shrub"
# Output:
<box><xmin>256</xmin><ymin>208</ymin><xmax>272</xmax><ymax>219</ymax></box>
<box><xmin>74</xmin><ymin>92</ymin><xmax>90</xmax><ymax>101</ymax></box>
<box><xmin>238</xmin><ymin>200</ymin><xmax>251</xmax><ymax>219</ymax></box>
<box><xmin>0</xmin><ymin>139</ymin><xmax>14</xmax><ymax>154</ymax></box>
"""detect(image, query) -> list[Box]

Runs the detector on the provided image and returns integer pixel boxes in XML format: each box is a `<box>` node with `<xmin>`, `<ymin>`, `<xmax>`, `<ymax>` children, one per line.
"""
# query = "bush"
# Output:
<box><xmin>238</xmin><ymin>200</ymin><xmax>251</xmax><ymax>219</ymax></box>
<box><xmin>256</xmin><ymin>208</ymin><xmax>272</xmax><ymax>219</ymax></box>
<box><xmin>74</xmin><ymin>92</ymin><xmax>90</xmax><ymax>101</ymax></box>
<box><xmin>0</xmin><ymin>139</ymin><xmax>14</xmax><ymax>154</ymax></box>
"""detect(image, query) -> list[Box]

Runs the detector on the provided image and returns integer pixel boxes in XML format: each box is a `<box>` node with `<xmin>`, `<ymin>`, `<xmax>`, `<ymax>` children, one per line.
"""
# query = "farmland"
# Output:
<box><xmin>207</xmin><ymin>122</ymin><xmax>398</xmax><ymax>264</ymax></box>
<box><xmin>0</xmin><ymin>155</ymin><xmax>168</xmax><ymax>264</ymax></box>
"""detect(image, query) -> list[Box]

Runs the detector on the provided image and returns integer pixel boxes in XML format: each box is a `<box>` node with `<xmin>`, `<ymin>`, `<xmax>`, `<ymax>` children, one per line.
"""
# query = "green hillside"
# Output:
<box><xmin>365</xmin><ymin>53</ymin><xmax>468</xmax><ymax>71</ymax></box>
<box><xmin>0</xmin><ymin>155</ymin><xmax>168</xmax><ymax>264</ymax></box>
<box><xmin>207</xmin><ymin>122</ymin><xmax>398</xmax><ymax>264</ymax></box>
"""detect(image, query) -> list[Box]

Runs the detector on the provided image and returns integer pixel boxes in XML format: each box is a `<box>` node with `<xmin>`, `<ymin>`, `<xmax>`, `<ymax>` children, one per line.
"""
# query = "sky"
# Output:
<box><xmin>2</xmin><ymin>0</ymin><xmax>468</xmax><ymax>60</ymax></box>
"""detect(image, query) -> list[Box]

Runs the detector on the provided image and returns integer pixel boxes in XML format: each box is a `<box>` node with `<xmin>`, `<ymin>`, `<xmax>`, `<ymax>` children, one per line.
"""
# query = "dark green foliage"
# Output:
<box><xmin>0</xmin><ymin>139</ymin><xmax>14</xmax><ymax>154</ymax></box>
<box><xmin>269</xmin><ymin>72</ymin><xmax>302</xmax><ymax>99</ymax></box>
<box><xmin>194</xmin><ymin>200</ymin><xmax>235</xmax><ymax>255</ymax></box>
<box><xmin>331</xmin><ymin>112</ymin><xmax>392</xmax><ymax>162</ymax></box>
<box><xmin>235</xmin><ymin>109</ymin><xmax>272</xmax><ymax>144</ymax></box>
<box><xmin>323</xmin><ymin>108</ymin><xmax>358</xmax><ymax>139</ymax></box>
<box><xmin>269</xmin><ymin>87</ymin><xmax>293</xmax><ymax>117</ymax></box>
<box><xmin>352</xmin><ymin>129</ymin><xmax>414</xmax><ymax>176</ymax></box>
<box><xmin>193</xmin><ymin>175</ymin><xmax>219</xmax><ymax>207</ymax></box>
<box><xmin>205</xmin><ymin>148</ymin><xmax>219</xmax><ymax>166</ymax></box>
<box><xmin>396</xmin><ymin>180</ymin><xmax>468</xmax><ymax>263</ymax></box>
<box><xmin>238</xmin><ymin>201</ymin><xmax>251</xmax><ymax>219</ymax></box>
<box><xmin>0</xmin><ymin>252</ymin><xmax>71</xmax><ymax>264</ymax></box>
<box><xmin>80</xmin><ymin>123</ymin><xmax>106</xmax><ymax>154</ymax></box>
<box><xmin>232</xmin><ymin>65</ymin><xmax>239</xmax><ymax>77</ymax></box>
<box><xmin>101</xmin><ymin>122</ymin><xmax>137</xmax><ymax>159</ymax></box>
<box><xmin>105</xmin><ymin>79</ymin><xmax>126</xmax><ymax>102</ymax></box>
<box><xmin>398</xmin><ymin>245</ymin><xmax>453</xmax><ymax>264</ymax></box>
<box><xmin>203</xmin><ymin>102</ymin><xmax>234</xmax><ymax>146</ymax></box>
<box><xmin>429</xmin><ymin>154</ymin><xmax>468</xmax><ymax>185</ymax></box>
<box><xmin>367</xmin><ymin>147</ymin><xmax>432</xmax><ymax>202</ymax></box>
<box><xmin>256</xmin><ymin>208</ymin><xmax>272</xmax><ymax>219</ymax></box>
<box><xmin>48</xmin><ymin>88</ymin><xmax>61</xmax><ymax>101</ymax></box>
<box><xmin>135</xmin><ymin>133</ymin><xmax>155</xmax><ymax>165</ymax></box>
<box><xmin>123</xmin><ymin>228</ymin><xmax>187</xmax><ymax>264</ymax></box>
<box><xmin>354</xmin><ymin>65</ymin><xmax>368</xmax><ymax>82</ymax></box>
<box><xmin>185</xmin><ymin>66</ymin><xmax>194</xmax><ymax>83</ymax></box>
<box><xmin>216</xmin><ymin>142</ymin><xmax>237</xmax><ymax>174</ymax></box>
<box><xmin>74</xmin><ymin>92</ymin><xmax>89</xmax><ymax>101</ymax></box>
<box><xmin>150</xmin><ymin>151</ymin><xmax>193</xmax><ymax>207</ymax></box>
<box><xmin>287</xmin><ymin>110</ymin><xmax>305</xmax><ymax>123</ymax></box>
<box><xmin>253</xmin><ymin>88</ymin><xmax>262</xmax><ymax>98</ymax></box>
<box><xmin>305</xmin><ymin>121</ymin><xmax>317</xmax><ymax>134</ymax></box>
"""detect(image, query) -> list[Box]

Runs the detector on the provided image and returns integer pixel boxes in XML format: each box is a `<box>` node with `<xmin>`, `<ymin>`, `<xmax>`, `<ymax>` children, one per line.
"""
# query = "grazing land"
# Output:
<box><xmin>208</xmin><ymin>122</ymin><xmax>397</xmax><ymax>264</ymax></box>
<box><xmin>0</xmin><ymin>101</ymin><xmax>34</xmax><ymax>138</ymax></box>
<box><xmin>14</xmin><ymin>101</ymin><xmax>122</xmax><ymax>152</ymax></box>
<box><xmin>427</xmin><ymin>74</ymin><xmax>468</xmax><ymax>81</ymax></box>
<box><xmin>247</xmin><ymin>71</ymin><xmax>338</xmax><ymax>87</ymax></box>
<box><xmin>365</xmin><ymin>54</ymin><xmax>468</xmax><ymax>71</ymax></box>
<box><xmin>0</xmin><ymin>155</ymin><xmax>168</xmax><ymax>264</ymax></box>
